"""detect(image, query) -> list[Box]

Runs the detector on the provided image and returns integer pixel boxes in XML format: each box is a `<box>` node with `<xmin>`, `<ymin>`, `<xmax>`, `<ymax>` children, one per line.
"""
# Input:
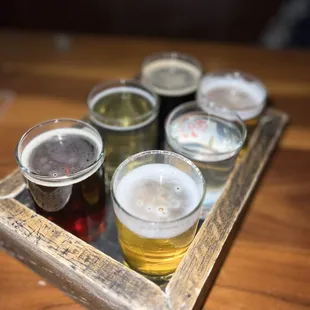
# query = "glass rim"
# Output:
<box><xmin>141</xmin><ymin>52</ymin><xmax>204</xmax><ymax>98</ymax></box>
<box><xmin>165</xmin><ymin>101</ymin><xmax>247</xmax><ymax>159</ymax></box>
<box><xmin>15</xmin><ymin>118</ymin><xmax>105</xmax><ymax>183</ymax></box>
<box><xmin>111</xmin><ymin>150</ymin><xmax>206</xmax><ymax>224</ymax></box>
<box><xmin>197</xmin><ymin>70</ymin><xmax>267</xmax><ymax>116</ymax></box>
<box><xmin>87</xmin><ymin>79</ymin><xmax>159</xmax><ymax>130</ymax></box>
<box><xmin>201</xmin><ymin>69</ymin><xmax>266</xmax><ymax>86</ymax></box>
<box><xmin>141</xmin><ymin>51</ymin><xmax>204</xmax><ymax>74</ymax></box>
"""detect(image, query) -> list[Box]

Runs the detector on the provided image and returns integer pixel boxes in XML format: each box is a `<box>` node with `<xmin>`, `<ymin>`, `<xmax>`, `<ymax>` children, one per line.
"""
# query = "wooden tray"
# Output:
<box><xmin>0</xmin><ymin>108</ymin><xmax>288</xmax><ymax>310</ymax></box>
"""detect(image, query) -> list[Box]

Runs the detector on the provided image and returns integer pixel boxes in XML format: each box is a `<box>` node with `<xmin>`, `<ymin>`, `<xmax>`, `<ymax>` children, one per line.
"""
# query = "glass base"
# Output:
<box><xmin>123</xmin><ymin>260</ymin><xmax>173</xmax><ymax>289</ymax></box>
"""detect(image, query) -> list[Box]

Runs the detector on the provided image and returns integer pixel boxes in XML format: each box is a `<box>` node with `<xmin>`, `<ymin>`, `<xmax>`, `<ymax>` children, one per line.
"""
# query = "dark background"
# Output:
<box><xmin>0</xmin><ymin>0</ymin><xmax>309</xmax><ymax>48</ymax></box>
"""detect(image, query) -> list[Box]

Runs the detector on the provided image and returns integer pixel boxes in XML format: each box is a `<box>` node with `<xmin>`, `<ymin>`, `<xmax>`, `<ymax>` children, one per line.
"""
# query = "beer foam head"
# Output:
<box><xmin>88</xmin><ymin>86</ymin><xmax>157</xmax><ymax>131</ymax></box>
<box><xmin>197</xmin><ymin>73</ymin><xmax>267</xmax><ymax>120</ymax></box>
<box><xmin>114</xmin><ymin>163</ymin><xmax>203</xmax><ymax>239</ymax></box>
<box><xmin>20</xmin><ymin>127</ymin><xmax>103</xmax><ymax>187</ymax></box>
<box><xmin>142</xmin><ymin>58</ymin><xmax>202</xmax><ymax>97</ymax></box>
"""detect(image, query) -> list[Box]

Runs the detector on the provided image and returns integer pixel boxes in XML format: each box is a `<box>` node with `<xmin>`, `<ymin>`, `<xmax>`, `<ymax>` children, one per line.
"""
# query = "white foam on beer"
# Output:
<box><xmin>115</xmin><ymin>163</ymin><xmax>202</xmax><ymax>239</ymax></box>
<box><xmin>197</xmin><ymin>75</ymin><xmax>267</xmax><ymax>120</ymax></box>
<box><xmin>88</xmin><ymin>86</ymin><xmax>157</xmax><ymax>131</ymax></box>
<box><xmin>20</xmin><ymin>128</ymin><xmax>103</xmax><ymax>187</ymax></box>
<box><xmin>142</xmin><ymin>58</ymin><xmax>202</xmax><ymax>96</ymax></box>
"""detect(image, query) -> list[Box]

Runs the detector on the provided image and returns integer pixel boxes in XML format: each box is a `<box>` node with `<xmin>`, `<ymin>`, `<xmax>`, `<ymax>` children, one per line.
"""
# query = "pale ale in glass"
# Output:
<box><xmin>111</xmin><ymin>150</ymin><xmax>206</xmax><ymax>280</ymax></box>
<box><xmin>87</xmin><ymin>80</ymin><xmax>159</xmax><ymax>180</ymax></box>
<box><xmin>196</xmin><ymin>71</ymin><xmax>266</xmax><ymax>150</ymax></box>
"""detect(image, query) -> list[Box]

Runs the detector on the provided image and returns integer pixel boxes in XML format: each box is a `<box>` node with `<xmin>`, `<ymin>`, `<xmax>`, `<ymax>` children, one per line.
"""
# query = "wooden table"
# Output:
<box><xmin>0</xmin><ymin>30</ymin><xmax>309</xmax><ymax>310</ymax></box>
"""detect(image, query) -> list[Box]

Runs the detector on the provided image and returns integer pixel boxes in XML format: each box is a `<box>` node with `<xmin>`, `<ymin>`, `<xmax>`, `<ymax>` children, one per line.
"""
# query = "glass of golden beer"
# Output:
<box><xmin>196</xmin><ymin>71</ymin><xmax>267</xmax><ymax>136</ymax></box>
<box><xmin>111</xmin><ymin>150</ymin><xmax>206</xmax><ymax>280</ymax></box>
<box><xmin>87</xmin><ymin>79</ymin><xmax>159</xmax><ymax>180</ymax></box>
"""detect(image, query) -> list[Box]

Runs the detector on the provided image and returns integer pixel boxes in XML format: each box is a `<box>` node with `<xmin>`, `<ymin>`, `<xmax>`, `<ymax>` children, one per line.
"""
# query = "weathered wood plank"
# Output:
<box><xmin>0</xmin><ymin>199</ymin><xmax>169</xmax><ymax>310</ymax></box>
<box><xmin>166</xmin><ymin>108</ymin><xmax>289</xmax><ymax>310</ymax></box>
<box><xmin>0</xmin><ymin>168</ymin><xmax>25</xmax><ymax>199</ymax></box>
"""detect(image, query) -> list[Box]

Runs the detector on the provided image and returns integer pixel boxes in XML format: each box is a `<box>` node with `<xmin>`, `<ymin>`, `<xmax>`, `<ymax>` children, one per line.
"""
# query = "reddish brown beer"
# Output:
<box><xmin>16</xmin><ymin>119</ymin><xmax>106</xmax><ymax>242</ymax></box>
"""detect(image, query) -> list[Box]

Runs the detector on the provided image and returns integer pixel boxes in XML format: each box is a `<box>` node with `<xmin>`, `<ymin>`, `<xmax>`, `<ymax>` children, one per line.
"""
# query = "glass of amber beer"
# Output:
<box><xmin>111</xmin><ymin>150</ymin><xmax>206</xmax><ymax>280</ymax></box>
<box><xmin>15</xmin><ymin>119</ymin><xmax>106</xmax><ymax>242</ymax></box>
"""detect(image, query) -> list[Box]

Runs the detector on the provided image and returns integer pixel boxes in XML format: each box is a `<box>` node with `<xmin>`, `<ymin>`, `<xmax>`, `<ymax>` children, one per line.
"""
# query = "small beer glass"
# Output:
<box><xmin>197</xmin><ymin>71</ymin><xmax>266</xmax><ymax>136</ymax></box>
<box><xmin>15</xmin><ymin>119</ymin><xmax>106</xmax><ymax>242</ymax></box>
<box><xmin>141</xmin><ymin>52</ymin><xmax>203</xmax><ymax>147</ymax></box>
<box><xmin>111</xmin><ymin>150</ymin><xmax>206</xmax><ymax>280</ymax></box>
<box><xmin>165</xmin><ymin>101</ymin><xmax>247</xmax><ymax>219</ymax></box>
<box><xmin>87</xmin><ymin>79</ymin><xmax>159</xmax><ymax>180</ymax></box>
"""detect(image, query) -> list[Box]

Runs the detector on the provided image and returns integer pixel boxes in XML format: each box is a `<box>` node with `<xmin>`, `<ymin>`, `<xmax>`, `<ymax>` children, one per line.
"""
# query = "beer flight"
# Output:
<box><xmin>15</xmin><ymin>52</ymin><xmax>267</xmax><ymax>281</ymax></box>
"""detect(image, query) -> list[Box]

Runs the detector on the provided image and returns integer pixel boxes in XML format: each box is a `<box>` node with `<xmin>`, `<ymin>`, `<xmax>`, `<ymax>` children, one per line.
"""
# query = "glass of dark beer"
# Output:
<box><xmin>15</xmin><ymin>119</ymin><xmax>106</xmax><ymax>242</ymax></box>
<box><xmin>141</xmin><ymin>52</ymin><xmax>203</xmax><ymax>148</ymax></box>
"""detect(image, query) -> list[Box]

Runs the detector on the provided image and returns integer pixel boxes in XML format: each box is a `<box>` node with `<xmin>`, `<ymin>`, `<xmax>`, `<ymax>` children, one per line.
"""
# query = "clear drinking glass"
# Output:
<box><xmin>15</xmin><ymin>119</ymin><xmax>106</xmax><ymax>242</ymax></box>
<box><xmin>111</xmin><ymin>150</ymin><xmax>206</xmax><ymax>280</ymax></box>
<box><xmin>165</xmin><ymin>101</ymin><xmax>247</xmax><ymax>219</ymax></box>
<box><xmin>197</xmin><ymin>71</ymin><xmax>267</xmax><ymax>132</ymax></box>
<box><xmin>87</xmin><ymin>79</ymin><xmax>159</xmax><ymax>180</ymax></box>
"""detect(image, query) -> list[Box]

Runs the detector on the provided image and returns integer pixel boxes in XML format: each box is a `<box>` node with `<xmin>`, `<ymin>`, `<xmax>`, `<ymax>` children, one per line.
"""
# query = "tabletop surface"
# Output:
<box><xmin>0</xmin><ymin>30</ymin><xmax>309</xmax><ymax>310</ymax></box>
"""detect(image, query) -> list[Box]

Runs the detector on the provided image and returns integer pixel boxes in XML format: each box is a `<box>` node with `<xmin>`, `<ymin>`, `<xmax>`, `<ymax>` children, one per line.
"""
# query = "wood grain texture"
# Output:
<box><xmin>0</xmin><ymin>30</ymin><xmax>310</xmax><ymax>310</ymax></box>
<box><xmin>0</xmin><ymin>199</ymin><xmax>168</xmax><ymax>310</ymax></box>
<box><xmin>0</xmin><ymin>250</ymin><xmax>82</xmax><ymax>310</ymax></box>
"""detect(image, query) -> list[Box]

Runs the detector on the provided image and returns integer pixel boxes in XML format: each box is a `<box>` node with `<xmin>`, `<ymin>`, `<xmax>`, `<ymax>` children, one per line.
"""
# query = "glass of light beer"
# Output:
<box><xmin>141</xmin><ymin>52</ymin><xmax>203</xmax><ymax>148</ymax></box>
<box><xmin>196</xmin><ymin>71</ymin><xmax>266</xmax><ymax>157</ymax></box>
<box><xmin>15</xmin><ymin>119</ymin><xmax>106</xmax><ymax>242</ymax></box>
<box><xmin>87</xmin><ymin>79</ymin><xmax>159</xmax><ymax>180</ymax></box>
<box><xmin>165</xmin><ymin>101</ymin><xmax>247</xmax><ymax>219</ymax></box>
<box><xmin>111</xmin><ymin>150</ymin><xmax>206</xmax><ymax>280</ymax></box>
<box><xmin>197</xmin><ymin>71</ymin><xmax>267</xmax><ymax>133</ymax></box>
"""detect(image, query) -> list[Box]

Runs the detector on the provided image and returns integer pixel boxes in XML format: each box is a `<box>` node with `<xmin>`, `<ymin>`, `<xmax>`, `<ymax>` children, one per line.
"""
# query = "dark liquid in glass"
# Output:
<box><xmin>24</xmin><ymin>132</ymin><xmax>106</xmax><ymax>242</ymax></box>
<box><xmin>141</xmin><ymin>56</ymin><xmax>202</xmax><ymax>148</ymax></box>
<box><xmin>157</xmin><ymin>92</ymin><xmax>196</xmax><ymax>147</ymax></box>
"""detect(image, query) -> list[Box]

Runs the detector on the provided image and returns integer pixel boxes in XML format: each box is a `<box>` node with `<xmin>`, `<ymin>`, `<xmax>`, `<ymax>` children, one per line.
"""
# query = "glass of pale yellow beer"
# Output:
<box><xmin>196</xmin><ymin>71</ymin><xmax>267</xmax><ymax>156</ymax></box>
<box><xmin>111</xmin><ymin>150</ymin><xmax>206</xmax><ymax>280</ymax></box>
<box><xmin>197</xmin><ymin>71</ymin><xmax>267</xmax><ymax>128</ymax></box>
<box><xmin>87</xmin><ymin>79</ymin><xmax>159</xmax><ymax>180</ymax></box>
